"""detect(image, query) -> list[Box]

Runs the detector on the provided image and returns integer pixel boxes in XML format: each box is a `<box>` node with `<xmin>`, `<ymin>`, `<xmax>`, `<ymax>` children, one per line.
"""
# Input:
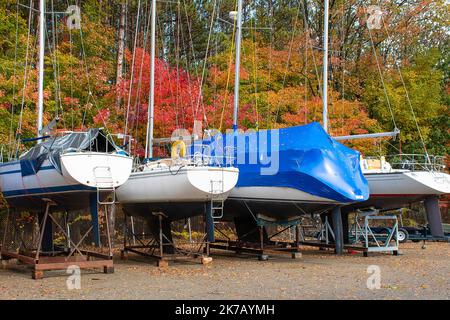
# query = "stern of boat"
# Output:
<box><xmin>187</xmin><ymin>167</ymin><xmax>239</xmax><ymax>199</ymax></box>
<box><xmin>60</xmin><ymin>152</ymin><xmax>133</xmax><ymax>188</ymax></box>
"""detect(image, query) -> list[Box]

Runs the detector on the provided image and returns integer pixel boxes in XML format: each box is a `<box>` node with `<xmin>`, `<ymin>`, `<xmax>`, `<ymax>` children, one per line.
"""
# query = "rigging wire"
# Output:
<box><xmin>174</xmin><ymin>1</ymin><xmax>181</xmax><ymax>128</ymax></box>
<box><xmin>380</xmin><ymin>13</ymin><xmax>428</xmax><ymax>158</ymax></box>
<box><xmin>219</xmin><ymin>0</ymin><xmax>238</xmax><ymax>132</ymax></box>
<box><xmin>47</xmin><ymin>0</ymin><xmax>65</xmax><ymax>128</ymax></box>
<box><xmin>8</xmin><ymin>0</ymin><xmax>21</xmax><ymax>160</ymax></box>
<box><xmin>193</xmin><ymin>0</ymin><xmax>217</xmax><ymax>128</ymax></box>
<box><xmin>132</xmin><ymin>0</ymin><xmax>153</xmax><ymax>155</ymax></box>
<box><xmin>265</xmin><ymin>0</ymin><xmax>274</xmax><ymax>129</ymax></box>
<box><xmin>14</xmin><ymin>0</ymin><xmax>35</xmax><ymax>157</ymax></box>
<box><xmin>299</xmin><ymin>0</ymin><xmax>322</xmax><ymax>122</ymax></box>
<box><xmin>250</xmin><ymin>0</ymin><xmax>259</xmax><ymax>130</ymax></box>
<box><xmin>339</xmin><ymin>0</ymin><xmax>346</xmax><ymax>136</ymax></box>
<box><xmin>273</xmin><ymin>4</ymin><xmax>301</xmax><ymax>125</ymax></box>
<box><xmin>301</xmin><ymin>0</ymin><xmax>309</xmax><ymax>125</ymax></box>
<box><xmin>123</xmin><ymin>0</ymin><xmax>142</xmax><ymax>139</ymax></box>
<box><xmin>366</xmin><ymin>16</ymin><xmax>398</xmax><ymax>131</ymax></box>
<box><xmin>181</xmin><ymin>0</ymin><xmax>200</xmax><ymax>79</ymax></box>
<box><xmin>77</xmin><ymin>14</ymin><xmax>111</xmax><ymax>134</ymax></box>
<box><xmin>62</xmin><ymin>0</ymin><xmax>75</xmax><ymax>130</ymax></box>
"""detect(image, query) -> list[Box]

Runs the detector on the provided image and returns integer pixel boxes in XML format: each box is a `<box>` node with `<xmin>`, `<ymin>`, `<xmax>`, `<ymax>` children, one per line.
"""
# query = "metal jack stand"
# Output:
<box><xmin>121</xmin><ymin>212</ymin><xmax>212</xmax><ymax>267</ymax></box>
<box><xmin>0</xmin><ymin>199</ymin><xmax>114</xmax><ymax>279</ymax></box>
<box><xmin>350</xmin><ymin>209</ymin><xmax>399</xmax><ymax>257</ymax></box>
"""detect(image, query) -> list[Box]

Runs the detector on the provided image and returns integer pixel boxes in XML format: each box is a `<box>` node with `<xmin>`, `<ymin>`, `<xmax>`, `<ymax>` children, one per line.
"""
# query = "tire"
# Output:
<box><xmin>397</xmin><ymin>228</ymin><xmax>409</xmax><ymax>243</ymax></box>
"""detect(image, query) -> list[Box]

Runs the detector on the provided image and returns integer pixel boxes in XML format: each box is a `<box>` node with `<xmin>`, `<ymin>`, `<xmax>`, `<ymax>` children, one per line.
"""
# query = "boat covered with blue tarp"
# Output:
<box><xmin>191</xmin><ymin>122</ymin><xmax>369</xmax><ymax>221</ymax></box>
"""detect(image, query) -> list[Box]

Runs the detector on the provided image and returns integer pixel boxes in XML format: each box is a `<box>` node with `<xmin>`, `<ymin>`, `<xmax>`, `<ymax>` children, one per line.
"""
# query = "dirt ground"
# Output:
<box><xmin>0</xmin><ymin>242</ymin><xmax>449</xmax><ymax>300</ymax></box>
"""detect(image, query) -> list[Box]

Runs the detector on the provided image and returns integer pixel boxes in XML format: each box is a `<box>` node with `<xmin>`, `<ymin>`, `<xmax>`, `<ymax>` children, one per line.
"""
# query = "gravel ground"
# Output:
<box><xmin>0</xmin><ymin>242</ymin><xmax>449</xmax><ymax>300</ymax></box>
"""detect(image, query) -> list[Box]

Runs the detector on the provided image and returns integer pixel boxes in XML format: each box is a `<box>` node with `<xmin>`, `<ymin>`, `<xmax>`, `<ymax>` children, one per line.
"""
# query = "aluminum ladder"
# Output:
<box><xmin>210</xmin><ymin>180</ymin><xmax>225</xmax><ymax>220</ymax></box>
<box><xmin>93</xmin><ymin>166</ymin><xmax>116</xmax><ymax>205</ymax></box>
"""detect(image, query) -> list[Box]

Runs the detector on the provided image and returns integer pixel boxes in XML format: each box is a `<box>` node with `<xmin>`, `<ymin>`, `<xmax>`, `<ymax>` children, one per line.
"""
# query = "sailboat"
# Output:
<box><xmin>115</xmin><ymin>0</ymin><xmax>239</xmax><ymax>221</ymax></box>
<box><xmin>340</xmin><ymin>154</ymin><xmax>450</xmax><ymax>238</ymax></box>
<box><xmin>355</xmin><ymin>155</ymin><xmax>450</xmax><ymax>211</ymax></box>
<box><xmin>327</xmin><ymin>4</ymin><xmax>450</xmax><ymax>237</ymax></box>
<box><xmin>0</xmin><ymin>1</ymin><xmax>133</xmax><ymax>213</ymax></box>
<box><xmin>200</xmin><ymin>0</ymin><xmax>369</xmax><ymax>229</ymax></box>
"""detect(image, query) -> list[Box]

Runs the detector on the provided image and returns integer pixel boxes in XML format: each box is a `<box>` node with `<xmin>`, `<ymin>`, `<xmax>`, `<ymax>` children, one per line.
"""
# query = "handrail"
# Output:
<box><xmin>363</xmin><ymin>154</ymin><xmax>447</xmax><ymax>173</ymax></box>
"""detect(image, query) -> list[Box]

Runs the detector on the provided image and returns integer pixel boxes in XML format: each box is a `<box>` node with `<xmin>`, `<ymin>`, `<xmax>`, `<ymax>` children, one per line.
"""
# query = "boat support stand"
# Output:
<box><xmin>121</xmin><ymin>210</ymin><xmax>213</xmax><ymax>267</ymax></box>
<box><xmin>209</xmin><ymin>209</ymin><xmax>303</xmax><ymax>261</ymax></box>
<box><xmin>0</xmin><ymin>199</ymin><xmax>114</xmax><ymax>280</ymax></box>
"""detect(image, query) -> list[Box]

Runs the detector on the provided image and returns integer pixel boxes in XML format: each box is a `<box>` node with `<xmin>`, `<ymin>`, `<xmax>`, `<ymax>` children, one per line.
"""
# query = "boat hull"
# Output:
<box><xmin>0</xmin><ymin>153</ymin><xmax>133</xmax><ymax>212</ymax></box>
<box><xmin>344</xmin><ymin>171</ymin><xmax>450</xmax><ymax>212</ymax></box>
<box><xmin>61</xmin><ymin>152</ymin><xmax>133</xmax><ymax>188</ymax></box>
<box><xmin>223</xmin><ymin>186</ymin><xmax>338</xmax><ymax>221</ymax></box>
<box><xmin>117</xmin><ymin>166</ymin><xmax>239</xmax><ymax>220</ymax></box>
<box><xmin>0</xmin><ymin>160</ymin><xmax>95</xmax><ymax>211</ymax></box>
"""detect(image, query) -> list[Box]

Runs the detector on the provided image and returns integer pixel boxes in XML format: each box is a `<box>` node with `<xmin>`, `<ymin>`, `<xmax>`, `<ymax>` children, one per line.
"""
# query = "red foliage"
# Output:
<box><xmin>116</xmin><ymin>48</ymin><xmax>205</xmax><ymax>139</ymax></box>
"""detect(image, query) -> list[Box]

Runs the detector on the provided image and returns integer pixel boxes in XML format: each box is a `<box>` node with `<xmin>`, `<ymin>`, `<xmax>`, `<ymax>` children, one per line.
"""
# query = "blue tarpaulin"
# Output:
<box><xmin>191</xmin><ymin>122</ymin><xmax>369</xmax><ymax>204</ymax></box>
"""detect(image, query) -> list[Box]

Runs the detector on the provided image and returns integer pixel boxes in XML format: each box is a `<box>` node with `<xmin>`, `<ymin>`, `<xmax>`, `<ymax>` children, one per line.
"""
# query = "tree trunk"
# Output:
<box><xmin>115</xmin><ymin>1</ymin><xmax>126</xmax><ymax>109</ymax></box>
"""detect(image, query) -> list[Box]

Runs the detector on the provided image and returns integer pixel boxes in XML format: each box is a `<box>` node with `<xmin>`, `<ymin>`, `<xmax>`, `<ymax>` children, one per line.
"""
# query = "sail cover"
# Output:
<box><xmin>19</xmin><ymin>129</ymin><xmax>116</xmax><ymax>176</ymax></box>
<box><xmin>192</xmin><ymin>122</ymin><xmax>369</xmax><ymax>203</ymax></box>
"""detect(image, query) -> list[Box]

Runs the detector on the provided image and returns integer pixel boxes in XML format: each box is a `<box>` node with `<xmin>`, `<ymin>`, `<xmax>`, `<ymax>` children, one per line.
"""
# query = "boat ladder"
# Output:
<box><xmin>93</xmin><ymin>166</ymin><xmax>116</xmax><ymax>205</ymax></box>
<box><xmin>210</xmin><ymin>180</ymin><xmax>225</xmax><ymax>220</ymax></box>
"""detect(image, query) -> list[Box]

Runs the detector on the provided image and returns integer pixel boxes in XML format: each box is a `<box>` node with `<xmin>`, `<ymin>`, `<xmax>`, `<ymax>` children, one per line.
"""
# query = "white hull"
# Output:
<box><xmin>365</xmin><ymin>171</ymin><xmax>450</xmax><ymax>197</ymax></box>
<box><xmin>343</xmin><ymin>169</ymin><xmax>450</xmax><ymax>211</ymax></box>
<box><xmin>228</xmin><ymin>186</ymin><xmax>338</xmax><ymax>203</ymax></box>
<box><xmin>61</xmin><ymin>152</ymin><xmax>133</xmax><ymax>188</ymax></box>
<box><xmin>0</xmin><ymin>159</ymin><xmax>81</xmax><ymax>198</ymax></box>
<box><xmin>117</xmin><ymin>166</ymin><xmax>239</xmax><ymax>204</ymax></box>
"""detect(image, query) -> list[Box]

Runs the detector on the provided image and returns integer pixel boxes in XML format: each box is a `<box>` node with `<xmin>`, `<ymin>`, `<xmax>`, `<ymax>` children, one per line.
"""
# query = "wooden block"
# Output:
<box><xmin>104</xmin><ymin>266</ymin><xmax>115</xmax><ymax>274</ymax></box>
<box><xmin>201</xmin><ymin>257</ymin><xmax>213</xmax><ymax>265</ymax></box>
<box><xmin>1</xmin><ymin>259</ymin><xmax>8</xmax><ymax>269</ymax></box>
<box><xmin>291</xmin><ymin>252</ymin><xmax>302</xmax><ymax>259</ymax></box>
<box><xmin>157</xmin><ymin>260</ymin><xmax>169</xmax><ymax>268</ymax></box>
<box><xmin>258</xmin><ymin>254</ymin><xmax>269</xmax><ymax>261</ymax></box>
<box><xmin>32</xmin><ymin>270</ymin><xmax>44</xmax><ymax>280</ymax></box>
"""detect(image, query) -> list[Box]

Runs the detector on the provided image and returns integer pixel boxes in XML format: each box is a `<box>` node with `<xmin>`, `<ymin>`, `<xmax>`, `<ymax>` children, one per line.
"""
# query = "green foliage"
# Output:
<box><xmin>364</xmin><ymin>49</ymin><xmax>446</xmax><ymax>154</ymax></box>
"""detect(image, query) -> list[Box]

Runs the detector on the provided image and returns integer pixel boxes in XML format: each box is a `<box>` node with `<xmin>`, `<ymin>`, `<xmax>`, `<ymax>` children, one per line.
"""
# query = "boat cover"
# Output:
<box><xmin>191</xmin><ymin>122</ymin><xmax>369</xmax><ymax>203</ymax></box>
<box><xmin>19</xmin><ymin>129</ymin><xmax>115</xmax><ymax>176</ymax></box>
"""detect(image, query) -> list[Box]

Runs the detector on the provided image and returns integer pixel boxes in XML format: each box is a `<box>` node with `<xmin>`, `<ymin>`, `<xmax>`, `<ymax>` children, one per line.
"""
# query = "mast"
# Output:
<box><xmin>232</xmin><ymin>0</ymin><xmax>243</xmax><ymax>130</ymax></box>
<box><xmin>145</xmin><ymin>0</ymin><xmax>156</xmax><ymax>159</ymax></box>
<box><xmin>37</xmin><ymin>0</ymin><xmax>45</xmax><ymax>136</ymax></box>
<box><xmin>322</xmin><ymin>0</ymin><xmax>329</xmax><ymax>133</ymax></box>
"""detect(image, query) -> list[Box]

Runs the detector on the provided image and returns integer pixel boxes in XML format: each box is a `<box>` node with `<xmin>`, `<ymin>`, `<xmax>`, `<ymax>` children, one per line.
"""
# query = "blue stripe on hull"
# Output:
<box><xmin>3</xmin><ymin>184</ymin><xmax>95</xmax><ymax>197</ymax></box>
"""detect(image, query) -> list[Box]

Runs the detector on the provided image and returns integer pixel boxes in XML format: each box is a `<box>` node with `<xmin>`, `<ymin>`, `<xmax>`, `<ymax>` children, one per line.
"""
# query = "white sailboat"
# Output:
<box><xmin>356</xmin><ymin>155</ymin><xmax>450</xmax><ymax>210</ymax></box>
<box><xmin>115</xmin><ymin>0</ymin><xmax>239</xmax><ymax>220</ymax></box>
<box><xmin>0</xmin><ymin>0</ymin><xmax>133</xmax><ymax>212</ymax></box>
<box><xmin>328</xmin><ymin>4</ymin><xmax>450</xmax><ymax>237</ymax></box>
<box><xmin>342</xmin><ymin>154</ymin><xmax>450</xmax><ymax>238</ymax></box>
